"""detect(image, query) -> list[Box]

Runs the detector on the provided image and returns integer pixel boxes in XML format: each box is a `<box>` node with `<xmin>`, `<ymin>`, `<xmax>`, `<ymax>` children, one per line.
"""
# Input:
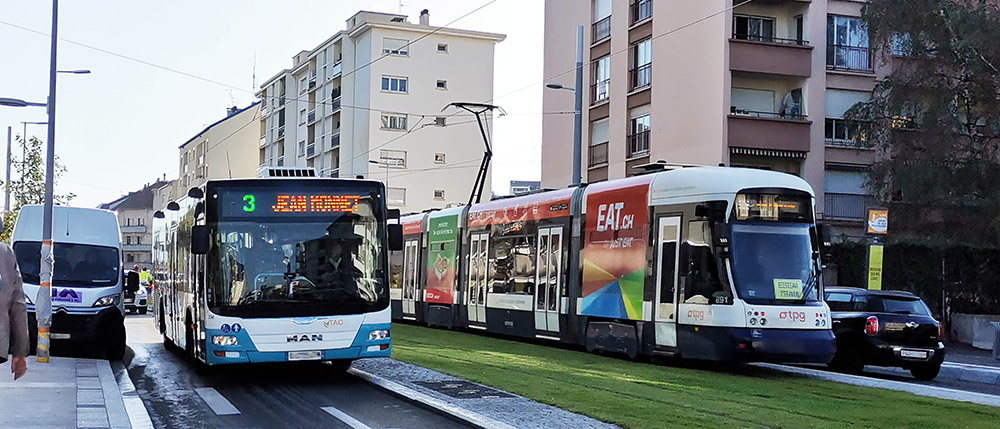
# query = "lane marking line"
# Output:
<box><xmin>194</xmin><ymin>387</ymin><xmax>241</xmax><ymax>416</ymax></box>
<box><xmin>321</xmin><ymin>406</ymin><xmax>373</xmax><ymax>429</ymax></box>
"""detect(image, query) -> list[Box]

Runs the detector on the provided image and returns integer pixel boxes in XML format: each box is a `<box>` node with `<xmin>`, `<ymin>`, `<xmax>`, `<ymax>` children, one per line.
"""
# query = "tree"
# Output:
<box><xmin>846</xmin><ymin>0</ymin><xmax>1000</xmax><ymax>249</ymax></box>
<box><xmin>1</xmin><ymin>135</ymin><xmax>76</xmax><ymax>242</ymax></box>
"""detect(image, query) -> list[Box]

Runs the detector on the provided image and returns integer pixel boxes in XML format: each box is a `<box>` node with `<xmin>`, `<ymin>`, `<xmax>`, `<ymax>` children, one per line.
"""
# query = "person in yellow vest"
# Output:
<box><xmin>140</xmin><ymin>266</ymin><xmax>154</xmax><ymax>310</ymax></box>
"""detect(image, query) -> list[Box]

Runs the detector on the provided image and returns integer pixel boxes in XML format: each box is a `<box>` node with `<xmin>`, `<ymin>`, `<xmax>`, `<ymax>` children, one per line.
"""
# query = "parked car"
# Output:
<box><xmin>824</xmin><ymin>287</ymin><xmax>945</xmax><ymax>380</ymax></box>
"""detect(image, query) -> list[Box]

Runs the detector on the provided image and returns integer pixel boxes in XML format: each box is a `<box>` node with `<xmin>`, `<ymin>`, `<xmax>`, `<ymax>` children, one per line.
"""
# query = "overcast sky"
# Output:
<box><xmin>0</xmin><ymin>0</ymin><xmax>544</xmax><ymax>208</ymax></box>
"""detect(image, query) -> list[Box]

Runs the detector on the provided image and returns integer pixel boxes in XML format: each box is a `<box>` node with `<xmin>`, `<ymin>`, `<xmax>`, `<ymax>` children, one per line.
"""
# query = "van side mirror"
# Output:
<box><xmin>191</xmin><ymin>225</ymin><xmax>209</xmax><ymax>255</ymax></box>
<box><xmin>388</xmin><ymin>224</ymin><xmax>404</xmax><ymax>251</ymax></box>
<box><xmin>125</xmin><ymin>271</ymin><xmax>140</xmax><ymax>292</ymax></box>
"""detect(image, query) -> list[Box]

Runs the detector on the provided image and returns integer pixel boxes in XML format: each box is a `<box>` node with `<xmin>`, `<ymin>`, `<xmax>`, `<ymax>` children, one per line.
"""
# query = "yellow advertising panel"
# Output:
<box><xmin>868</xmin><ymin>244</ymin><xmax>884</xmax><ymax>290</ymax></box>
<box><xmin>867</xmin><ymin>210</ymin><xmax>889</xmax><ymax>235</ymax></box>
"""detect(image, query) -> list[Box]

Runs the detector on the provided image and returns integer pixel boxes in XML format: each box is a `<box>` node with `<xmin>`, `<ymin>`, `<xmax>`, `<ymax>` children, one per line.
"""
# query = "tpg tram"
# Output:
<box><xmin>391</xmin><ymin>167</ymin><xmax>836</xmax><ymax>363</ymax></box>
<box><xmin>154</xmin><ymin>174</ymin><xmax>402</xmax><ymax>367</ymax></box>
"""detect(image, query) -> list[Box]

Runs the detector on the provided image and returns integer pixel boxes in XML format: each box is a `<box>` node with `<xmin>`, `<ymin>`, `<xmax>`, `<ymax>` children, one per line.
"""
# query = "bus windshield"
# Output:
<box><xmin>207</xmin><ymin>209</ymin><xmax>387</xmax><ymax>318</ymax></box>
<box><xmin>14</xmin><ymin>241</ymin><xmax>120</xmax><ymax>287</ymax></box>
<box><xmin>729</xmin><ymin>223</ymin><xmax>820</xmax><ymax>305</ymax></box>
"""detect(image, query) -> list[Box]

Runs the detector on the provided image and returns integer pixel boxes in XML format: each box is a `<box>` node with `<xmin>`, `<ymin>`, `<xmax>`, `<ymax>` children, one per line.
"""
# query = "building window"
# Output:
<box><xmin>592</xmin><ymin>56</ymin><xmax>610</xmax><ymax>104</ymax></box>
<box><xmin>589</xmin><ymin>118</ymin><xmax>609</xmax><ymax>166</ymax></box>
<box><xmin>126</xmin><ymin>236</ymin><xmax>132</xmax><ymax>245</ymax></box>
<box><xmin>593</xmin><ymin>0</ymin><xmax>612</xmax><ymax>42</ymax></box>
<box><xmin>382</xmin><ymin>38</ymin><xmax>409</xmax><ymax>56</ymax></box>
<box><xmin>630</xmin><ymin>39</ymin><xmax>652</xmax><ymax>90</ymax></box>
<box><xmin>733</xmin><ymin>15</ymin><xmax>775</xmax><ymax>42</ymax></box>
<box><xmin>125</xmin><ymin>217</ymin><xmax>131</xmax><ymax>226</ymax></box>
<box><xmin>299</xmin><ymin>140</ymin><xmax>306</xmax><ymax>156</ymax></box>
<box><xmin>299</xmin><ymin>108</ymin><xmax>307</xmax><ymax>125</ymax></box>
<box><xmin>136</xmin><ymin>236</ymin><xmax>142</xmax><ymax>245</ymax></box>
<box><xmin>138</xmin><ymin>217</ymin><xmax>144</xmax><ymax>226</ymax></box>
<box><xmin>381</xmin><ymin>113</ymin><xmax>408</xmax><ymax>131</ymax></box>
<box><xmin>434</xmin><ymin>153</ymin><xmax>446</xmax><ymax>163</ymax></box>
<box><xmin>437</xmin><ymin>43</ymin><xmax>448</xmax><ymax>53</ymax></box>
<box><xmin>381</xmin><ymin>76</ymin><xmax>408</xmax><ymax>93</ymax></box>
<box><xmin>827</xmin><ymin>15</ymin><xmax>871</xmax><ymax>72</ymax></box>
<box><xmin>628</xmin><ymin>110</ymin><xmax>651</xmax><ymax>157</ymax></box>
<box><xmin>630</xmin><ymin>0</ymin><xmax>652</xmax><ymax>25</ymax></box>
<box><xmin>387</xmin><ymin>187</ymin><xmax>406</xmax><ymax>206</ymax></box>
<box><xmin>434</xmin><ymin>190</ymin><xmax>445</xmax><ymax>200</ymax></box>
<box><xmin>436</xmin><ymin>80</ymin><xmax>448</xmax><ymax>90</ymax></box>
<box><xmin>127</xmin><ymin>254</ymin><xmax>134</xmax><ymax>263</ymax></box>
<box><xmin>434</xmin><ymin>116</ymin><xmax>447</xmax><ymax>126</ymax></box>
<box><xmin>825</xmin><ymin>118</ymin><xmax>869</xmax><ymax>146</ymax></box>
<box><xmin>380</xmin><ymin>149</ymin><xmax>407</xmax><ymax>169</ymax></box>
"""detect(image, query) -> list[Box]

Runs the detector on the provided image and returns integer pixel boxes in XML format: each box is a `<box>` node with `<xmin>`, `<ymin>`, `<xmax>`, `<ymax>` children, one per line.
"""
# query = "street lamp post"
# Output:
<box><xmin>544</xmin><ymin>26</ymin><xmax>584</xmax><ymax>187</ymax></box>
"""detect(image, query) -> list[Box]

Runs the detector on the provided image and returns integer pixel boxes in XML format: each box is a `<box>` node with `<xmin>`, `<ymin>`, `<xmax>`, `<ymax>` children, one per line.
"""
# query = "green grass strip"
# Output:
<box><xmin>391</xmin><ymin>324</ymin><xmax>1000</xmax><ymax>429</ymax></box>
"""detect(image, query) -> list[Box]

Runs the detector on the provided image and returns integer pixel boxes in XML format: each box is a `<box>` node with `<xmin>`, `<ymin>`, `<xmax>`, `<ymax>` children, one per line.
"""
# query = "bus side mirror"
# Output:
<box><xmin>191</xmin><ymin>225</ymin><xmax>209</xmax><ymax>255</ymax></box>
<box><xmin>819</xmin><ymin>224</ymin><xmax>833</xmax><ymax>248</ymax></box>
<box><xmin>713</xmin><ymin>222</ymin><xmax>731</xmax><ymax>247</ymax></box>
<box><xmin>388</xmin><ymin>224</ymin><xmax>404</xmax><ymax>251</ymax></box>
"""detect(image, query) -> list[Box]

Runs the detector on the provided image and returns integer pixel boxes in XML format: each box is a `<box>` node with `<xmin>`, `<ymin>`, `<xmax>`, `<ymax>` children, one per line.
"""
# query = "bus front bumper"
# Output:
<box><xmin>679</xmin><ymin>325</ymin><xmax>836</xmax><ymax>364</ymax></box>
<box><xmin>203</xmin><ymin>323</ymin><xmax>392</xmax><ymax>365</ymax></box>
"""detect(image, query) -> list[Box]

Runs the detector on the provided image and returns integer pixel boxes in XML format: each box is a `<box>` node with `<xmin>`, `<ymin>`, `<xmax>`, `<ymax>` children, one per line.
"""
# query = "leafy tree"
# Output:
<box><xmin>1</xmin><ymin>135</ymin><xmax>75</xmax><ymax>242</ymax></box>
<box><xmin>846</xmin><ymin>0</ymin><xmax>1000</xmax><ymax>249</ymax></box>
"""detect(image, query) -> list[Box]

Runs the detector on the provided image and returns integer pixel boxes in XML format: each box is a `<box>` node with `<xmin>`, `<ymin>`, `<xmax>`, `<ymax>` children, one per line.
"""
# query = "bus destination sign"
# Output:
<box><xmin>219</xmin><ymin>189</ymin><xmax>360</xmax><ymax>217</ymax></box>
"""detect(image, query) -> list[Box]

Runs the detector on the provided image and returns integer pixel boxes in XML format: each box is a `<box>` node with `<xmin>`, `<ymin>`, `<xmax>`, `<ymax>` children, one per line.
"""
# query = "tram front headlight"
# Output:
<box><xmin>94</xmin><ymin>293</ymin><xmax>120</xmax><ymax>307</ymax></box>
<box><xmin>369</xmin><ymin>329</ymin><xmax>390</xmax><ymax>341</ymax></box>
<box><xmin>212</xmin><ymin>335</ymin><xmax>239</xmax><ymax>346</ymax></box>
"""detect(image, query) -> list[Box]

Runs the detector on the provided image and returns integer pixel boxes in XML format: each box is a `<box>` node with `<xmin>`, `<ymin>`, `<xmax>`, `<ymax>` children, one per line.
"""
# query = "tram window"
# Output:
<box><xmin>682</xmin><ymin>221</ymin><xmax>723</xmax><ymax>304</ymax></box>
<box><xmin>490</xmin><ymin>235</ymin><xmax>536</xmax><ymax>294</ymax></box>
<box><xmin>659</xmin><ymin>234</ymin><xmax>678</xmax><ymax>304</ymax></box>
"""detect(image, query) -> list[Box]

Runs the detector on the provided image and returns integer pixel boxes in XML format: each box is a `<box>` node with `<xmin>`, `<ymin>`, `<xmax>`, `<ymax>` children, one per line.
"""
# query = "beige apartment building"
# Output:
<box><xmin>99</xmin><ymin>181</ymin><xmax>167</xmax><ymax>267</ymax></box>
<box><xmin>178</xmin><ymin>103</ymin><xmax>261</xmax><ymax>189</ymax></box>
<box><xmin>257</xmin><ymin>10</ymin><xmax>505</xmax><ymax>211</ymax></box>
<box><xmin>542</xmin><ymin>0</ymin><xmax>879</xmax><ymax>237</ymax></box>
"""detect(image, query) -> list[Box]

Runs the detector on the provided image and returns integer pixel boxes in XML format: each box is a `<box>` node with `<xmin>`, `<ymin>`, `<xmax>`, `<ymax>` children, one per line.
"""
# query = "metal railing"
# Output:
<box><xmin>308</xmin><ymin>110</ymin><xmax>316</xmax><ymax>123</ymax></box>
<box><xmin>630</xmin><ymin>0</ymin><xmax>652</xmax><ymax>25</ymax></box>
<box><xmin>630</xmin><ymin>63</ymin><xmax>651</xmax><ymax>90</ymax></box>
<box><xmin>306</xmin><ymin>144</ymin><xmax>316</xmax><ymax>158</ymax></box>
<box><xmin>332</xmin><ymin>97</ymin><xmax>341</xmax><ymax>112</ymax></box>
<box><xmin>824</xmin><ymin>193</ymin><xmax>870</xmax><ymax>222</ymax></box>
<box><xmin>730</xmin><ymin>108</ymin><xmax>807</xmax><ymax>121</ymax></box>
<box><xmin>589</xmin><ymin>142</ymin><xmax>608</xmax><ymax>166</ymax></box>
<box><xmin>277</xmin><ymin>127</ymin><xmax>285</xmax><ymax>139</ymax></box>
<box><xmin>591</xmin><ymin>79</ymin><xmax>610</xmax><ymax>104</ymax></box>
<box><xmin>628</xmin><ymin>130</ymin><xmax>650</xmax><ymax>157</ymax></box>
<box><xmin>331</xmin><ymin>133</ymin><xmax>340</xmax><ymax>148</ymax></box>
<box><xmin>732</xmin><ymin>33</ymin><xmax>808</xmax><ymax>46</ymax></box>
<box><xmin>331</xmin><ymin>62</ymin><xmax>342</xmax><ymax>78</ymax></box>
<box><xmin>260</xmin><ymin>135</ymin><xmax>267</xmax><ymax>148</ymax></box>
<box><xmin>278</xmin><ymin>95</ymin><xmax>286</xmax><ymax>106</ymax></box>
<box><xmin>593</xmin><ymin>16</ymin><xmax>611</xmax><ymax>43</ymax></box>
<box><xmin>827</xmin><ymin>44</ymin><xmax>873</xmax><ymax>72</ymax></box>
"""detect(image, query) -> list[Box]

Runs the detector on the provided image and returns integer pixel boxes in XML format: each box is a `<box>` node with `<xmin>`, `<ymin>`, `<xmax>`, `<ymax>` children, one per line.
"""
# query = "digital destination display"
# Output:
<box><xmin>218</xmin><ymin>188</ymin><xmax>362</xmax><ymax>217</ymax></box>
<box><xmin>734</xmin><ymin>193</ymin><xmax>811</xmax><ymax>222</ymax></box>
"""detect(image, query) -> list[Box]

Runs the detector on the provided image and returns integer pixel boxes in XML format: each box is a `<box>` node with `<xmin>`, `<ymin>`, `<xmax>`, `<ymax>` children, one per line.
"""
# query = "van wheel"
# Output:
<box><xmin>105</xmin><ymin>323</ymin><xmax>126</xmax><ymax>361</ymax></box>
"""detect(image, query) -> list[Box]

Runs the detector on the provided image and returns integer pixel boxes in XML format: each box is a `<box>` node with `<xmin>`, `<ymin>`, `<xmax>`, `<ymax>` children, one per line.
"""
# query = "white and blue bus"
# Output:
<box><xmin>154</xmin><ymin>174</ymin><xmax>402</xmax><ymax>367</ymax></box>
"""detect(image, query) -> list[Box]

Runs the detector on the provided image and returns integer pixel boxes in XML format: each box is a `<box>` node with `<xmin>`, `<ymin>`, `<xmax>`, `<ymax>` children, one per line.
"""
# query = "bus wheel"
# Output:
<box><xmin>184</xmin><ymin>314</ymin><xmax>195</xmax><ymax>359</ymax></box>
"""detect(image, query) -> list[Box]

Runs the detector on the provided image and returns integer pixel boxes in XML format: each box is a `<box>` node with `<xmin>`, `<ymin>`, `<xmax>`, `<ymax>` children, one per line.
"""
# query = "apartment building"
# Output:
<box><xmin>257</xmin><ymin>10</ymin><xmax>505</xmax><ymax>211</ymax></box>
<box><xmin>178</xmin><ymin>102</ymin><xmax>261</xmax><ymax>189</ymax></box>
<box><xmin>99</xmin><ymin>181</ymin><xmax>167</xmax><ymax>267</ymax></box>
<box><xmin>542</xmin><ymin>0</ymin><xmax>878</xmax><ymax>237</ymax></box>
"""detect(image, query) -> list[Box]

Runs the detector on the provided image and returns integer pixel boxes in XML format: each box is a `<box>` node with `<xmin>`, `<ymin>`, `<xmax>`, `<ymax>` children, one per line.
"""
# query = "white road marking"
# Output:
<box><xmin>944</xmin><ymin>362</ymin><xmax>1000</xmax><ymax>373</ymax></box>
<box><xmin>321</xmin><ymin>406</ymin><xmax>373</xmax><ymax>429</ymax></box>
<box><xmin>194</xmin><ymin>387</ymin><xmax>241</xmax><ymax>415</ymax></box>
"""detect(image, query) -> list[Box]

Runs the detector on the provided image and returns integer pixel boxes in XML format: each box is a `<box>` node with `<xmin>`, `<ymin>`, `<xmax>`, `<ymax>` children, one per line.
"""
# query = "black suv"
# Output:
<box><xmin>824</xmin><ymin>287</ymin><xmax>945</xmax><ymax>380</ymax></box>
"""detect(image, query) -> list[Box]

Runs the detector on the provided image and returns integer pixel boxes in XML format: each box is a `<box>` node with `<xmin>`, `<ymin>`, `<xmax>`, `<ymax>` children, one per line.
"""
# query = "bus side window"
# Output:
<box><xmin>682</xmin><ymin>221</ymin><xmax>723</xmax><ymax>304</ymax></box>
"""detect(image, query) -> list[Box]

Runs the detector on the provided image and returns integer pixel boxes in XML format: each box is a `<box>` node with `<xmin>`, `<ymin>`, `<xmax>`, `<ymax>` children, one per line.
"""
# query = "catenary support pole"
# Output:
<box><xmin>572</xmin><ymin>25</ymin><xmax>583</xmax><ymax>186</ymax></box>
<box><xmin>5</xmin><ymin>126</ymin><xmax>10</xmax><ymax>213</ymax></box>
<box><xmin>37</xmin><ymin>0</ymin><xmax>59</xmax><ymax>363</ymax></box>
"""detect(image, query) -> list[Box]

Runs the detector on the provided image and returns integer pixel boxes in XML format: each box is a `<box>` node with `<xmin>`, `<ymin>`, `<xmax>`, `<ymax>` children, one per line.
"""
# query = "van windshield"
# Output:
<box><xmin>13</xmin><ymin>241</ymin><xmax>120</xmax><ymax>287</ymax></box>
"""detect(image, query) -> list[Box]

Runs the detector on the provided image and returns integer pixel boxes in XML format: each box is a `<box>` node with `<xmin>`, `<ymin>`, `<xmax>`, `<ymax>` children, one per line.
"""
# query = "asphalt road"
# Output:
<box><xmin>123</xmin><ymin>313</ymin><xmax>469</xmax><ymax>429</ymax></box>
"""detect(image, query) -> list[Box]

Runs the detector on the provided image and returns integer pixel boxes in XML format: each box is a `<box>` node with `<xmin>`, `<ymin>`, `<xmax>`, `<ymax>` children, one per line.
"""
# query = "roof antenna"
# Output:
<box><xmin>252</xmin><ymin>52</ymin><xmax>257</xmax><ymax>95</ymax></box>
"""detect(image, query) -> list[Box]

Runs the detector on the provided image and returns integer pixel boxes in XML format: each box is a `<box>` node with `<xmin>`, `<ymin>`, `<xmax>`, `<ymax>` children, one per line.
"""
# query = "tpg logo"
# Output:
<box><xmin>596</xmin><ymin>202</ymin><xmax>634</xmax><ymax>232</ymax></box>
<box><xmin>779</xmin><ymin>311</ymin><xmax>807</xmax><ymax>322</ymax></box>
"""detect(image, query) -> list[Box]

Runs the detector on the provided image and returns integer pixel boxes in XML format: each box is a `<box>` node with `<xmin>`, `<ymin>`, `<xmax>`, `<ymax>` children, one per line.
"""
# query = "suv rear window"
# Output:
<box><xmin>870</xmin><ymin>296</ymin><xmax>931</xmax><ymax>316</ymax></box>
<box><xmin>825</xmin><ymin>292</ymin><xmax>854</xmax><ymax>311</ymax></box>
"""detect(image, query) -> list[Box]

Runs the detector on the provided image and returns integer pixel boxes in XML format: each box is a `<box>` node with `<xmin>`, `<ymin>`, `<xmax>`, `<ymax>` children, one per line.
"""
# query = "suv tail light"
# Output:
<box><xmin>865</xmin><ymin>316</ymin><xmax>879</xmax><ymax>336</ymax></box>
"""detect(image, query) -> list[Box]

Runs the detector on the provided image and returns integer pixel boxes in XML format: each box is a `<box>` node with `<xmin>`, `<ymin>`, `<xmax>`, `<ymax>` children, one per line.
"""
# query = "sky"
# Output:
<box><xmin>0</xmin><ymin>0</ymin><xmax>544</xmax><ymax>208</ymax></box>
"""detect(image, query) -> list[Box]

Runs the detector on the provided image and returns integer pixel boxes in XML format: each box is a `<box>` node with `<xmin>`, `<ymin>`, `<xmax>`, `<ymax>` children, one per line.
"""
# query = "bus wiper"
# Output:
<box><xmin>800</xmin><ymin>269</ymin><xmax>818</xmax><ymax>300</ymax></box>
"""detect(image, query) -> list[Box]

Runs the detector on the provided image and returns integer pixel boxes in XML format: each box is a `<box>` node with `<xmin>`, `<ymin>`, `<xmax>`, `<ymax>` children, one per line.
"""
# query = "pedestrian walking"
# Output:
<box><xmin>0</xmin><ymin>240</ymin><xmax>28</xmax><ymax>380</ymax></box>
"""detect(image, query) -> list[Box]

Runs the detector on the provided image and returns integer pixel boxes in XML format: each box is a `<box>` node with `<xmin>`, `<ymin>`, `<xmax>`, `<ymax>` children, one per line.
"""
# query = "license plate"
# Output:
<box><xmin>288</xmin><ymin>350</ymin><xmax>322</xmax><ymax>361</ymax></box>
<box><xmin>51</xmin><ymin>333</ymin><xmax>71</xmax><ymax>340</ymax></box>
<box><xmin>900</xmin><ymin>349</ymin><xmax>929</xmax><ymax>359</ymax></box>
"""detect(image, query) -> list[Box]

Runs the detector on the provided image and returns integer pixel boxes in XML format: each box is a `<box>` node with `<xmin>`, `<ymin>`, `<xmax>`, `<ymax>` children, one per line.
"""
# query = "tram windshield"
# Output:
<box><xmin>729</xmin><ymin>223</ymin><xmax>820</xmax><ymax>305</ymax></box>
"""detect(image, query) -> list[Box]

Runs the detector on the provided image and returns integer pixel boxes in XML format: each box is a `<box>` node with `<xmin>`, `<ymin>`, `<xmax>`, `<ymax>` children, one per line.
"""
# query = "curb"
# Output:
<box><xmin>110</xmin><ymin>361</ymin><xmax>153</xmax><ymax>429</ymax></box>
<box><xmin>756</xmin><ymin>363</ymin><xmax>1000</xmax><ymax>407</ymax></box>
<box><xmin>348</xmin><ymin>366</ymin><xmax>518</xmax><ymax>429</ymax></box>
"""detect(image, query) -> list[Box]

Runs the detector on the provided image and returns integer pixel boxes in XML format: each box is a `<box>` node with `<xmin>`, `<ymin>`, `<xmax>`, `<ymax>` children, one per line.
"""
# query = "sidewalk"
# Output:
<box><xmin>0</xmin><ymin>356</ymin><xmax>149</xmax><ymax>429</ymax></box>
<box><xmin>351</xmin><ymin>358</ymin><xmax>617</xmax><ymax>429</ymax></box>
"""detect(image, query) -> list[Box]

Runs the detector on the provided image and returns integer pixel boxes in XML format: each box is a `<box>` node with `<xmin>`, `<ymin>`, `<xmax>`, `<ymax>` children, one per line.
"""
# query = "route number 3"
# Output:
<box><xmin>243</xmin><ymin>194</ymin><xmax>256</xmax><ymax>212</ymax></box>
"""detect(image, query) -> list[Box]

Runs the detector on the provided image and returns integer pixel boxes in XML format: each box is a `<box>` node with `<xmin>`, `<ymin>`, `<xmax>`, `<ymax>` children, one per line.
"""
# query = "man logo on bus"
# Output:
<box><xmin>597</xmin><ymin>202</ymin><xmax>634</xmax><ymax>232</ymax></box>
<box><xmin>287</xmin><ymin>334</ymin><xmax>323</xmax><ymax>342</ymax></box>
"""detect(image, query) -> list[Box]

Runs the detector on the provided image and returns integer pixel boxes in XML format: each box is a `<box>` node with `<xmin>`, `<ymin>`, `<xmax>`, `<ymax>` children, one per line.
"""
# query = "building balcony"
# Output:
<box><xmin>306</xmin><ymin>143</ymin><xmax>317</xmax><ymax>158</ymax></box>
<box><xmin>827</xmin><ymin>45</ymin><xmax>873</xmax><ymax>73</ymax></box>
<box><xmin>308</xmin><ymin>110</ymin><xmax>317</xmax><ymax>124</ymax></box>
<box><xmin>330</xmin><ymin>62</ymin><xmax>342</xmax><ymax>79</ymax></box>
<box><xmin>727</xmin><ymin>112</ymin><xmax>811</xmax><ymax>153</ymax></box>
<box><xmin>331</xmin><ymin>133</ymin><xmax>340</xmax><ymax>149</ymax></box>
<box><xmin>260</xmin><ymin>135</ymin><xmax>267</xmax><ymax>148</ymax></box>
<box><xmin>630</xmin><ymin>0</ymin><xmax>652</xmax><ymax>26</ymax></box>
<box><xmin>729</xmin><ymin>37</ymin><xmax>812</xmax><ymax>77</ymax></box>
<box><xmin>277</xmin><ymin>127</ymin><xmax>285</xmax><ymax>139</ymax></box>
<box><xmin>589</xmin><ymin>141</ymin><xmax>608</xmax><ymax>166</ymax></box>
<box><xmin>627</xmin><ymin>130</ymin><xmax>650</xmax><ymax>158</ymax></box>
<box><xmin>121</xmin><ymin>244</ymin><xmax>150</xmax><ymax>253</ymax></box>
<box><xmin>630</xmin><ymin>64</ymin><xmax>651</xmax><ymax>91</ymax></box>
<box><xmin>824</xmin><ymin>192</ymin><xmax>870</xmax><ymax>222</ymax></box>
<box><xmin>592</xmin><ymin>16</ymin><xmax>611</xmax><ymax>44</ymax></box>
<box><xmin>120</xmin><ymin>225</ymin><xmax>146</xmax><ymax>234</ymax></box>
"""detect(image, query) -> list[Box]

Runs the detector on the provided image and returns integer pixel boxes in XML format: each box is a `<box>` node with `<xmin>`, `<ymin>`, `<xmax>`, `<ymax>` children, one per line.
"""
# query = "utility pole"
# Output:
<box><xmin>5</xmin><ymin>126</ymin><xmax>10</xmax><ymax>213</ymax></box>
<box><xmin>36</xmin><ymin>0</ymin><xmax>59</xmax><ymax>364</ymax></box>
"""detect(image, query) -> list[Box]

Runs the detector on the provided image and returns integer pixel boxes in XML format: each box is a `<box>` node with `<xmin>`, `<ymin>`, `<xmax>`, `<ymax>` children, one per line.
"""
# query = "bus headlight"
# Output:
<box><xmin>369</xmin><ymin>329</ymin><xmax>390</xmax><ymax>341</ymax></box>
<box><xmin>212</xmin><ymin>336</ymin><xmax>239</xmax><ymax>346</ymax></box>
<box><xmin>94</xmin><ymin>293</ymin><xmax>121</xmax><ymax>307</ymax></box>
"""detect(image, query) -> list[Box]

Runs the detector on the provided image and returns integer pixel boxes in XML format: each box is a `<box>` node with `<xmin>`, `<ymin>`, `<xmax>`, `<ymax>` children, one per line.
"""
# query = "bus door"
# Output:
<box><xmin>654</xmin><ymin>216</ymin><xmax>682</xmax><ymax>347</ymax></box>
<box><xmin>401</xmin><ymin>239</ymin><xmax>420</xmax><ymax>319</ymax></box>
<box><xmin>534</xmin><ymin>226</ymin><xmax>563</xmax><ymax>333</ymax></box>
<box><xmin>467</xmin><ymin>232</ymin><xmax>488</xmax><ymax>325</ymax></box>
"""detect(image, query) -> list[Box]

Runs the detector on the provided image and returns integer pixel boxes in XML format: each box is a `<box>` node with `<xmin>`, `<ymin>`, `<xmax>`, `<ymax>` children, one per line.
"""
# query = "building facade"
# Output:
<box><xmin>178</xmin><ymin>103</ymin><xmax>261</xmax><ymax>189</ymax></box>
<box><xmin>99</xmin><ymin>181</ymin><xmax>167</xmax><ymax>267</ymax></box>
<box><xmin>257</xmin><ymin>10</ymin><xmax>505</xmax><ymax>211</ymax></box>
<box><xmin>542</xmin><ymin>0</ymin><xmax>878</xmax><ymax>237</ymax></box>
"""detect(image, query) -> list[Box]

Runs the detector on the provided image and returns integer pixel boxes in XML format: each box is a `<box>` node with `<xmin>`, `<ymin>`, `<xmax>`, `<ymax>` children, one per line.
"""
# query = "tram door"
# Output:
<box><xmin>401</xmin><ymin>239</ymin><xmax>420</xmax><ymax>319</ymax></box>
<box><xmin>467</xmin><ymin>232</ymin><xmax>489</xmax><ymax>324</ymax></box>
<box><xmin>654</xmin><ymin>216</ymin><xmax>682</xmax><ymax>347</ymax></box>
<box><xmin>534</xmin><ymin>226</ymin><xmax>563</xmax><ymax>333</ymax></box>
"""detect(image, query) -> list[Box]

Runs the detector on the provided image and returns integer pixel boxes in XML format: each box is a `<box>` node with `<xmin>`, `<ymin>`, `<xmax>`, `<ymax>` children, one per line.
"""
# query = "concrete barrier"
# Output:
<box><xmin>951</xmin><ymin>313</ymin><xmax>1000</xmax><ymax>350</ymax></box>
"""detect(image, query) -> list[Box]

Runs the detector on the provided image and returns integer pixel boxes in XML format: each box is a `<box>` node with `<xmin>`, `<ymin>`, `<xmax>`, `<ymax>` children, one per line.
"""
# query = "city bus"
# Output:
<box><xmin>390</xmin><ymin>167</ymin><xmax>836</xmax><ymax>363</ymax></box>
<box><xmin>154</xmin><ymin>175</ymin><xmax>402</xmax><ymax>367</ymax></box>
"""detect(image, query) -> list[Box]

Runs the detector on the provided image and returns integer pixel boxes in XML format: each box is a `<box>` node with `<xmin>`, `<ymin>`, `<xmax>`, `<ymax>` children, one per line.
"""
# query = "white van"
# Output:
<box><xmin>12</xmin><ymin>205</ymin><xmax>126</xmax><ymax>360</ymax></box>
